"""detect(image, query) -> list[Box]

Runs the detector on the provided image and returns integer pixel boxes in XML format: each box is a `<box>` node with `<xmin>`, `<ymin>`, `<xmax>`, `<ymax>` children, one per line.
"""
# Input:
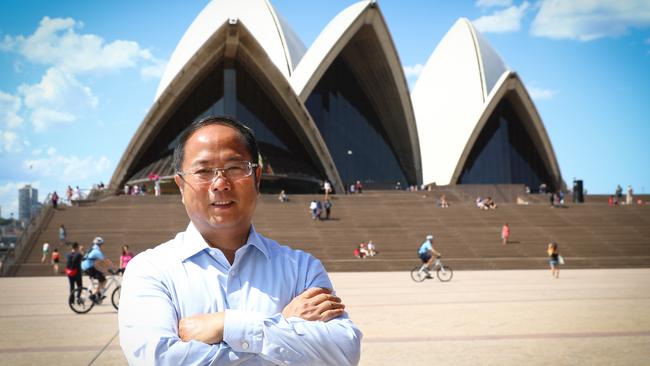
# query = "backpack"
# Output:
<box><xmin>65</xmin><ymin>252</ymin><xmax>80</xmax><ymax>277</ymax></box>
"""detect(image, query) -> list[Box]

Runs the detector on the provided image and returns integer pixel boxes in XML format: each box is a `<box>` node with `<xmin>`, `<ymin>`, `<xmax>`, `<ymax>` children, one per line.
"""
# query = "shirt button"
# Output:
<box><xmin>241</xmin><ymin>341</ymin><xmax>249</xmax><ymax>350</ymax></box>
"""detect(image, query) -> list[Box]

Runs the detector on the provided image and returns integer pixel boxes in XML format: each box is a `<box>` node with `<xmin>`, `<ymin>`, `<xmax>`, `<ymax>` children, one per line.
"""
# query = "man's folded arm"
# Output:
<box><xmin>222</xmin><ymin>256</ymin><xmax>362</xmax><ymax>366</ymax></box>
<box><xmin>224</xmin><ymin>309</ymin><xmax>362</xmax><ymax>365</ymax></box>
<box><xmin>118</xmin><ymin>257</ymin><xmax>253</xmax><ymax>365</ymax></box>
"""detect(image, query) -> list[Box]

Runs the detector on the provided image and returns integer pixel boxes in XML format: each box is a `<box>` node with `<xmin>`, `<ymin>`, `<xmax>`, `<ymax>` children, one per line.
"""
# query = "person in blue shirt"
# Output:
<box><xmin>118</xmin><ymin>116</ymin><xmax>362</xmax><ymax>365</ymax></box>
<box><xmin>81</xmin><ymin>236</ymin><xmax>116</xmax><ymax>302</ymax></box>
<box><xmin>418</xmin><ymin>234</ymin><xmax>441</xmax><ymax>277</ymax></box>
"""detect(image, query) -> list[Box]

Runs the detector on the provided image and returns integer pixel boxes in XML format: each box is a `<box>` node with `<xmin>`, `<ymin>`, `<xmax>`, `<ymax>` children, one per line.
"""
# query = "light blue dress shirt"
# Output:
<box><xmin>118</xmin><ymin>222</ymin><xmax>362</xmax><ymax>365</ymax></box>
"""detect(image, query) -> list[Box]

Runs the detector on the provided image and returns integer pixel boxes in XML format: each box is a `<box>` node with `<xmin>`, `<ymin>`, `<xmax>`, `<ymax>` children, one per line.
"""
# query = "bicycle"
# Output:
<box><xmin>410</xmin><ymin>256</ymin><xmax>453</xmax><ymax>282</ymax></box>
<box><xmin>69</xmin><ymin>269</ymin><xmax>121</xmax><ymax>314</ymax></box>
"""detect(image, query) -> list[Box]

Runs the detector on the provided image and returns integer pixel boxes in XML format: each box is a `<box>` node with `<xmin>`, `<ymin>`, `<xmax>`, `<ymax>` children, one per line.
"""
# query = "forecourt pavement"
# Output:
<box><xmin>0</xmin><ymin>269</ymin><xmax>648</xmax><ymax>365</ymax></box>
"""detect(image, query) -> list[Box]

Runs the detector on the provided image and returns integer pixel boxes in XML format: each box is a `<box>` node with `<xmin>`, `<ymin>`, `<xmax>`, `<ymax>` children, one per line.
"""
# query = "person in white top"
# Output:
<box><xmin>154</xmin><ymin>177</ymin><xmax>161</xmax><ymax>196</ymax></box>
<box><xmin>323</xmin><ymin>180</ymin><xmax>332</xmax><ymax>198</ymax></box>
<box><xmin>626</xmin><ymin>185</ymin><xmax>634</xmax><ymax>205</ymax></box>
<box><xmin>41</xmin><ymin>242</ymin><xmax>50</xmax><ymax>263</ymax></box>
<box><xmin>367</xmin><ymin>241</ymin><xmax>376</xmax><ymax>257</ymax></box>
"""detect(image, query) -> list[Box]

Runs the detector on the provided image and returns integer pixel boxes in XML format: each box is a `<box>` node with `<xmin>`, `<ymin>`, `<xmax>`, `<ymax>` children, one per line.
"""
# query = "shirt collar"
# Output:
<box><xmin>178</xmin><ymin>222</ymin><xmax>270</xmax><ymax>262</ymax></box>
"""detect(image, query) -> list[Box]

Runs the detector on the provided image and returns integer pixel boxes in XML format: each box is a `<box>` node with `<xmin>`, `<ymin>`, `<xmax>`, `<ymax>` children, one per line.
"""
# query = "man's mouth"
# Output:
<box><xmin>211</xmin><ymin>200</ymin><xmax>234</xmax><ymax>207</ymax></box>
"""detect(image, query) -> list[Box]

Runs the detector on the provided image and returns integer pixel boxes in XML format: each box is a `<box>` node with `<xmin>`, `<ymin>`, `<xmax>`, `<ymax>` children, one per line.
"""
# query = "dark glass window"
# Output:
<box><xmin>305</xmin><ymin>58</ymin><xmax>407</xmax><ymax>188</ymax></box>
<box><xmin>234</xmin><ymin>63</ymin><xmax>320</xmax><ymax>181</ymax></box>
<box><xmin>458</xmin><ymin>99</ymin><xmax>553</xmax><ymax>191</ymax></box>
<box><xmin>128</xmin><ymin>63</ymin><xmax>226</xmax><ymax>180</ymax></box>
<box><xmin>127</xmin><ymin>61</ymin><xmax>323</xmax><ymax>192</ymax></box>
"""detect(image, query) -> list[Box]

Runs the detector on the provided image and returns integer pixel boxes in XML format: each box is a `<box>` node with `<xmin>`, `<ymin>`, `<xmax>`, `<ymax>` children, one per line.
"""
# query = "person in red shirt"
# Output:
<box><xmin>501</xmin><ymin>223</ymin><xmax>510</xmax><ymax>246</ymax></box>
<box><xmin>119</xmin><ymin>245</ymin><xmax>135</xmax><ymax>274</ymax></box>
<box><xmin>51</xmin><ymin>248</ymin><xmax>60</xmax><ymax>274</ymax></box>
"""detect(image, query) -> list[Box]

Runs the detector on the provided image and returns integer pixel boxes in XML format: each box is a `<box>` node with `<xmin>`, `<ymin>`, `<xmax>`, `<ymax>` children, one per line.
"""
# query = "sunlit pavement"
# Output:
<box><xmin>1</xmin><ymin>269</ymin><xmax>648</xmax><ymax>365</ymax></box>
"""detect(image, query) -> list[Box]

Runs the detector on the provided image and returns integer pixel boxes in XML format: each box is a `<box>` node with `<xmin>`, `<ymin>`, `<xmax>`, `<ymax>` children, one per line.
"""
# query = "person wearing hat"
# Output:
<box><xmin>81</xmin><ymin>236</ymin><xmax>116</xmax><ymax>302</ymax></box>
<box><xmin>418</xmin><ymin>234</ymin><xmax>441</xmax><ymax>277</ymax></box>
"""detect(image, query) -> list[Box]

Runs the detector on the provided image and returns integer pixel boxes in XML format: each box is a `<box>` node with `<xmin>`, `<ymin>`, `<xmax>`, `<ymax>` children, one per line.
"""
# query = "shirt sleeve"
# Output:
<box><xmin>118</xmin><ymin>255</ymin><xmax>256</xmax><ymax>365</ymax></box>
<box><xmin>222</xmin><ymin>256</ymin><xmax>362</xmax><ymax>365</ymax></box>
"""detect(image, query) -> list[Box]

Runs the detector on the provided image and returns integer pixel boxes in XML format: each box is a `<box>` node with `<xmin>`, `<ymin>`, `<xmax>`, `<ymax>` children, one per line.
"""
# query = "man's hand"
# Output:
<box><xmin>179</xmin><ymin>312</ymin><xmax>225</xmax><ymax>344</ymax></box>
<box><xmin>282</xmin><ymin>287</ymin><xmax>345</xmax><ymax>322</ymax></box>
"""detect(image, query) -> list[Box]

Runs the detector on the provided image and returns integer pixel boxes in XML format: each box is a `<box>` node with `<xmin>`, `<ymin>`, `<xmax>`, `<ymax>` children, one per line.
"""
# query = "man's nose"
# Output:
<box><xmin>211</xmin><ymin>171</ymin><xmax>231</xmax><ymax>191</ymax></box>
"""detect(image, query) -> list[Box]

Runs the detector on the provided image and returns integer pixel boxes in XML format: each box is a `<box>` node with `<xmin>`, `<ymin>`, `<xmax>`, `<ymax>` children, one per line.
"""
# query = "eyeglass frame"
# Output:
<box><xmin>176</xmin><ymin>161</ymin><xmax>259</xmax><ymax>186</ymax></box>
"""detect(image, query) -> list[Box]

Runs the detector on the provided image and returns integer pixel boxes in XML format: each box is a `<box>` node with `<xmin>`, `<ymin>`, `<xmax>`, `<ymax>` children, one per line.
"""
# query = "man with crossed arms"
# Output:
<box><xmin>119</xmin><ymin>116</ymin><xmax>361</xmax><ymax>365</ymax></box>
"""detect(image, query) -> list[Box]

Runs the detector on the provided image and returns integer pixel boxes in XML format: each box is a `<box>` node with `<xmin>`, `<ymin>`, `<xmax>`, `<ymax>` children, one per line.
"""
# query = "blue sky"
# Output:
<box><xmin>1</xmin><ymin>0</ymin><xmax>649</xmax><ymax>217</ymax></box>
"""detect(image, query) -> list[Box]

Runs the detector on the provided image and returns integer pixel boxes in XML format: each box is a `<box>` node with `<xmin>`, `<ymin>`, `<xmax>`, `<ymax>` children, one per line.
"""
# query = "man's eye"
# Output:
<box><xmin>226</xmin><ymin>166</ymin><xmax>244</xmax><ymax>173</ymax></box>
<box><xmin>193</xmin><ymin>169</ymin><xmax>213</xmax><ymax>178</ymax></box>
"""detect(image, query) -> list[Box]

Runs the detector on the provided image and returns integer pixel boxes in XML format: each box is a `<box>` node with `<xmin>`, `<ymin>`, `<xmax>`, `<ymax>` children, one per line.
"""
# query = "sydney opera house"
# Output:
<box><xmin>109</xmin><ymin>0</ymin><xmax>563</xmax><ymax>194</ymax></box>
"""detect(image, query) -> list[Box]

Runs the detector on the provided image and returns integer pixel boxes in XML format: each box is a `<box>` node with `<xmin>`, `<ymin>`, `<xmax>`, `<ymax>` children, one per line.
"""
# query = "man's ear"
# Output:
<box><xmin>255</xmin><ymin>166</ymin><xmax>262</xmax><ymax>193</ymax></box>
<box><xmin>174</xmin><ymin>175</ymin><xmax>185</xmax><ymax>203</ymax></box>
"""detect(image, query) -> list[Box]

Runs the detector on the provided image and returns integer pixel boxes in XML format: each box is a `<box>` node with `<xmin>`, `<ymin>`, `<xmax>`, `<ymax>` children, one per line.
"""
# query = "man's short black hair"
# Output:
<box><xmin>172</xmin><ymin>115</ymin><xmax>259</xmax><ymax>173</ymax></box>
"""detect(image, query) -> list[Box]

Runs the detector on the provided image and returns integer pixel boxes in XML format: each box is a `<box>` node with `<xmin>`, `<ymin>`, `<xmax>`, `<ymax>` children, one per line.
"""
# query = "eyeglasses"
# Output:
<box><xmin>177</xmin><ymin>161</ymin><xmax>258</xmax><ymax>186</ymax></box>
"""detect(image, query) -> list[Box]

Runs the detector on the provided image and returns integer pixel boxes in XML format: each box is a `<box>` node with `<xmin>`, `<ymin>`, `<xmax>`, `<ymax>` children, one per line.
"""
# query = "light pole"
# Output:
<box><xmin>347</xmin><ymin>149</ymin><xmax>353</xmax><ymax>191</ymax></box>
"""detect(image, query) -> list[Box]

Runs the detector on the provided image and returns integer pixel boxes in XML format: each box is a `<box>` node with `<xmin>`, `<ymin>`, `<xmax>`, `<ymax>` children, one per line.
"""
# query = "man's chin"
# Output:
<box><xmin>206</xmin><ymin>215</ymin><xmax>246</xmax><ymax>230</ymax></box>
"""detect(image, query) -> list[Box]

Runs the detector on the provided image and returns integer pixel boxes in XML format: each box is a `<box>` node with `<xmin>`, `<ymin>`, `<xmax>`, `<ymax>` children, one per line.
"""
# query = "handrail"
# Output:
<box><xmin>0</xmin><ymin>249</ymin><xmax>15</xmax><ymax>277</ymax></box>
<box><xmin>0</xmin><ymin>201</ymin><xmax>55</xmax><ymax>276</ymax></box>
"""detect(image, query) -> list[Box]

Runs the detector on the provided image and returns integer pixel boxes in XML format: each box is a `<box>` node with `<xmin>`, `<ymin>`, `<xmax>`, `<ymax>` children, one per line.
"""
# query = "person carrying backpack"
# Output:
<box><xmin>65</xmin><ymin>242</ymin><xmax>83</xmax><ymax>295</ymax></box>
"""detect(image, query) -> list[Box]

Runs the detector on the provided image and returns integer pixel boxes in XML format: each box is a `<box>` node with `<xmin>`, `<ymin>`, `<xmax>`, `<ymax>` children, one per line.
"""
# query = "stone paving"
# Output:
<box><xmin>0</xmin><ymin>269</ymin><xmax>648</xmax><ymax>365</ymax></box>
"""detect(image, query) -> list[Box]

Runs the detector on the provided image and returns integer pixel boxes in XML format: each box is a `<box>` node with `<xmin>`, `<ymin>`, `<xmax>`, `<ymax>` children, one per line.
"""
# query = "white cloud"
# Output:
<box><xmin>2</xmin><ymin>16</ymin><xmax>165</xmax><ymax>77</ymax></box>
<box><xmin>0</xmin><ymin>130</ymin><xmax>22</xmax><ymax>153</ymax></box>
<box><xmin>476</xmin><ymin>0</ymin><xmax>513</xmax><ymax>8</ymax></box>
<box><xmin>22</xmin><ymin>148</ymin><xmax>110</xmax><ymax>182</ymax></box>
<box><xmin>140</xmin><ymin>58</ymin><xmax>168</xmax><ymax>79</ymax></box>
<box><xmin>528</xmin><ymin>86</ymin><xmax>558</xmax><ymax>101</ymax></box>
<box><xmin>18</xmin><ymin>68</ymin><xmax>98</xmax><ymax>131</ymax></box>
<box><xmin>0</xmin><ymin>91</ymin><xmax>23</xmax><ymax>129</ymax></box>
<box><xmin>403</xmin><ymin>63</ymin><xmax>425</xmax><ymax>78</ymax></box>
<box><xmin>531</xmin><ymin>0</ymin><xmax>650</xmax><ymax>41</ymax></box>
<box><xmin>473</xmin><ymin>2</ymin><xmax>530</xmax><ymax>33</ymax></box>
<box><xmin>0</xmin><ymin>181</ymin><xmax>26</xmax><ymax>219</ymax></box>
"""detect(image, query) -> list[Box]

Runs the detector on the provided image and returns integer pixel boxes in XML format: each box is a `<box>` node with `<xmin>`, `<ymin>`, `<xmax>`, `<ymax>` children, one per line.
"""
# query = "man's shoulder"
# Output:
<box><xmin>124</xmin><ymin>235</ymin><xmax>184</xmax><ymax>277</ymax></box>
<box><xmin>257</xmin><ymin>233</ymin><xmax>318</xmax><ymax>263</ymax></box>
<box><xmin>256</xmin><ymin>233</ymin><xmax>332</xmax><ymax>288</ymax></box>
<box><xmin>132</xmin><ymin>234</ymin><xmax>183</xmax><ymax>263</ymax></box>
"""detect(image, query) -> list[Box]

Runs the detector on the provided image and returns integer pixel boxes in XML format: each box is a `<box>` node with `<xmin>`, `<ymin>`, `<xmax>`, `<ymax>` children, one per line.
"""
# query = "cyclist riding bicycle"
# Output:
<box><xmin>81</xmin><ymin>237</ymin><xmax>116</xmax><ymax>303</ymax></box>
<box><xmin>418</xmin><ymin>234</ymin><xmax>441</xmax><ymax>278</ymax></box>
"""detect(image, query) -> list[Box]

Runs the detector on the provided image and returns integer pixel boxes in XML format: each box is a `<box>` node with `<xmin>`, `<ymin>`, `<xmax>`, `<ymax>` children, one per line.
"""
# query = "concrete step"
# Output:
<box><xmin>10</xmin><ymin>191</ymin><xmax>650</xmax><ymax>276</ymax></box>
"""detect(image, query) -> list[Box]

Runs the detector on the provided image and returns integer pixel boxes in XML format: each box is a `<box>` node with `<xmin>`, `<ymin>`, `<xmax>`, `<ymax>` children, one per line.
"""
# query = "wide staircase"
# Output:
<box><xmin>9</xmin><ymin>190</ymin><xmax>650</xmax><ymax>276</ymax></box>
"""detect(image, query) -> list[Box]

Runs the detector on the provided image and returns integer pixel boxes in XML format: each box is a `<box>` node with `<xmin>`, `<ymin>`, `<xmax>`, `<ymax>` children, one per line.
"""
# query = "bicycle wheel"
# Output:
<box><xmin>111</xmin><ymin>285</ymin><xmax>121</xmax><ymax>310</ymax></box>
<box><xmin>436</xmin><ymin>265</ymin><xmax>453</xmax><ymax>282</ymax></box>
<box><xmin>410</xmin><ymin>266</ymin><xmax>427</xmax><ymax>282</ymax></box>
<box><xmin>69</xmin><ymin>287</ymin><xmax>95</xmax><ymax>314</ymax></box>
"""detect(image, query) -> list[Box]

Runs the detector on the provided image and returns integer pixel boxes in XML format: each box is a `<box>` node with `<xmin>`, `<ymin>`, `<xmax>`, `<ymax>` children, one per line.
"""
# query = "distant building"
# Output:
<box><xmin>18</xmin><ymin>185</ymin><xmax>39</xmax><ymax>223</ymax></box>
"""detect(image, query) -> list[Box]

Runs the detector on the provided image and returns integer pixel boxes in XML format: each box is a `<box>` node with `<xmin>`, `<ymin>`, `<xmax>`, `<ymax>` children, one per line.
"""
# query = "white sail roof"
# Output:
<box><xmin>412</xmin><ymin>18</ymin><xmax>510</xmax><ymax>185</ymax></box>
<box><xmin>290</xmin><ymin>1</ymin><xmax>370</xmax><ymax>97</ymax></box>
<box><xmin>155</xmin><ymin>0</ymin><xmax>306</xmax><ymax>101</ymax></box>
